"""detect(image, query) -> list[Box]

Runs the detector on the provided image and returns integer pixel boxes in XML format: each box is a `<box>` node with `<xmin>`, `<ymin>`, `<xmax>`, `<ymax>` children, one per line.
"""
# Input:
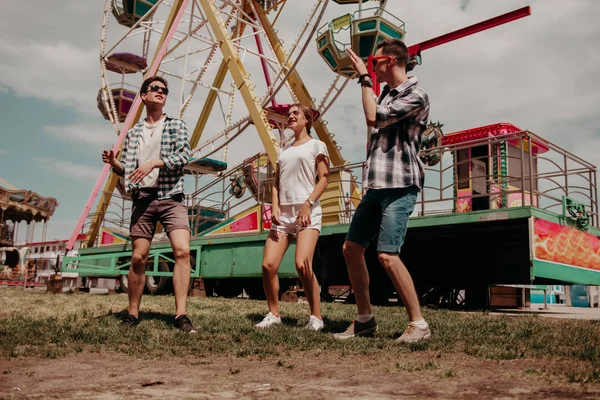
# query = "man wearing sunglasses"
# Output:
<box><xmin>102</xmin><ymin>76</ymin><xmax>196</xmax><ymax>333</ymax></box>
<box><xmin>334</xmin><ymin>39</ymin><xmax>431</xmax><ymax>342</ymax></box>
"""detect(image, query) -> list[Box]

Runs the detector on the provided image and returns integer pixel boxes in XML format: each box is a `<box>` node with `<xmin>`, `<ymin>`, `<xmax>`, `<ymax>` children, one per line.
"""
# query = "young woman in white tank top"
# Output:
<box><xmin>255</xmin><ymin>104</ymin><xmax>330</xmax><ymax>331</ymax></box>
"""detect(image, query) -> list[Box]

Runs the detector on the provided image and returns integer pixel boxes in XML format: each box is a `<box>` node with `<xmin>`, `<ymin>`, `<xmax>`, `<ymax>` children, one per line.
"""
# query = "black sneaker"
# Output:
<box><xmin>174</xmin><ymin>315</ymin><xmax>197</xmax><ymax>333</ymax></box>
<box><xmin>333</xmin><ymin>317</ymin><xmax>377</xmax><ymax>340</ymax></box>
<box><xmin>121</xmin><ymin>314</ymin><xmax>140</xmax><ymax>327</ymax></box>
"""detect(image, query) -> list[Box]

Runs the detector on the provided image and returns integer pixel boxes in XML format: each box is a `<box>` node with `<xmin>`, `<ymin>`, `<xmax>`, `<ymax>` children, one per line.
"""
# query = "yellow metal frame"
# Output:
<box><xmin>200</xmin><ymin>0</ymin><xmax>280</xmax><ymax>167</ymax></box>
<box><xmin>254</xmin><ymin>1</ymin><xmax>363</xmax><ymax>209</ymax></box>
<box><xmin>254</xmin><ymin>1</ymin><xmax>346</xmax><ymax>167</ymax></box>
<box><xmin>190</xmin><ymin>20</ymin><xmax>247</xmax><ymax>148</ymax></box>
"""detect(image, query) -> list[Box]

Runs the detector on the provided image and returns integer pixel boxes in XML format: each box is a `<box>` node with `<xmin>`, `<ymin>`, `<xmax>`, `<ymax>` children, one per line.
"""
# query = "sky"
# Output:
<box><xmin>1</xmin><ymin>0</ymin><xmax>599</xmax><ymax>244</ymax></box>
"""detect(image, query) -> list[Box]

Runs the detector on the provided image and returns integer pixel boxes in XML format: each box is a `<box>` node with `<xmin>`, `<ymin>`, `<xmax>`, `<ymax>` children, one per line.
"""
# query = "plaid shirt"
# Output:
<box><xmin>113</xmin><ymin>114</ymin><xmax>190</xmax><ymax>200</ymax></box>
<box><xmin>363</xmin><ymin>76</ymin><xmax>430</xmax><ymax>191</ymax></box>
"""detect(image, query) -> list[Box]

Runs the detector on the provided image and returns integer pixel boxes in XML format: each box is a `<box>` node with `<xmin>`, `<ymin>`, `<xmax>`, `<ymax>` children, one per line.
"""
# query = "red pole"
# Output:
<box><xmin>253</xmin><ymin>26</ymin><xmax>277</xmax><ymax>107</ymax></box>
<box><xmin>408</xmin><ymin>6</ymin><xmax>531</xmax><ymax>56</ymax></box>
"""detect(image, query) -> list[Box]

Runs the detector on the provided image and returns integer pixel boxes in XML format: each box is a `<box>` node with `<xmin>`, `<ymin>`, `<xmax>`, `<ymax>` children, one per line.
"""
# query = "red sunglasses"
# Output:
<box><xmin>370</xmin><ymin>55</ymin><xmax>394</xmax><ymax>68</ymax></box>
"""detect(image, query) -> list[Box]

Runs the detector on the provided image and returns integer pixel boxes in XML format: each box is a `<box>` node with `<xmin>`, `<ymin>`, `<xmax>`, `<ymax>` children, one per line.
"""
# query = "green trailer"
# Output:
<box><xmin>62</xmin><ymin>125</ymin><xmax>600</xmax><ymax>307</ymax></box>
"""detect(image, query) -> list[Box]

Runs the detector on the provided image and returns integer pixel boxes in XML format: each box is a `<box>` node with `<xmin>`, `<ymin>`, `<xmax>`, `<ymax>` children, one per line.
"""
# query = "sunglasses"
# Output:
<box><xmin>147</xmin><ymin>84</ymin><xmax>169</xmax><ymax>95</ymax></box>
<box><xmin>370</xmin><ymin>56</ymin><xmax>394</xmax><ymax>68</ymax></box>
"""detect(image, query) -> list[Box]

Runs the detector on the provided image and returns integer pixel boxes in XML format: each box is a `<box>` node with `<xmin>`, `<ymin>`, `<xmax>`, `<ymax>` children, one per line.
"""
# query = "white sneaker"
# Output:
<box><xmin>255</xmin><ymin>312</ymin><xmax>282</xmax><ymax>328</ymax></box>
<box><xmin>305</xmin><ymin>315</ymin><xmax>324</xmax><ymax>331</ymax></box>
<box><xmin>397</xmin><ymin>321</ymin><xmax>431</xmax><ymax>343</ymax></box>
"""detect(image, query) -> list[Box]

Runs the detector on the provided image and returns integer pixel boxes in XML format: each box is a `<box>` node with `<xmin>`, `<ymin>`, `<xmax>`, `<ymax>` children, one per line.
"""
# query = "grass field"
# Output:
<box><xmin>1</xmin><ymin>288</ymin><xmax>599</xmax><ymax>398</ymax></box>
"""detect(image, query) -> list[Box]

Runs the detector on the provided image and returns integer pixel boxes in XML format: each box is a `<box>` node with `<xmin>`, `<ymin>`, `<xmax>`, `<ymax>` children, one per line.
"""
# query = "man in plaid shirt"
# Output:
<box><xmin>334</xmin><ymin>39</ymin><xmax>431</xmax><ymax>342</ymax></box>
<box><xmin>102</xmin><ymin>76</ymin><xmax>196</xmax><ymax>333</ymax></box>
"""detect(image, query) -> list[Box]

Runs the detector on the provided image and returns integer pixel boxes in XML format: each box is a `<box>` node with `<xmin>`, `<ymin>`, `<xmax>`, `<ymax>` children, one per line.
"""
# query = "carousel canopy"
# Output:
<box><xmin>0</xmin><ymin>179</ymin><xmax>58</xmax><ymax>223</ymax></box>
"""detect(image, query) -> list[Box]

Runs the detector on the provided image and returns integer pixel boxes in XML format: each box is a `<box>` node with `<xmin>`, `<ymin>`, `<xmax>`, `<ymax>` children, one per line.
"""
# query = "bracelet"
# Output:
<box><xmin>358</xmin><ymin>73</ymin><xmax>370</xmax><ymax>84</ymax></box>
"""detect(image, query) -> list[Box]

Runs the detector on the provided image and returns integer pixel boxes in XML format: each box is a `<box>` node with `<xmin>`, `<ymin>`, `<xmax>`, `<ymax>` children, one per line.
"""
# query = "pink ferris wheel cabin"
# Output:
<box><xmin>97</xmin><ymin>52</ymin><xmax>148</xmax><ymax>123</ymax></box>
<box><xmin>105</xmin><ymin>52</ymin><xmax>147</xmax><ymax>74</ymax></box>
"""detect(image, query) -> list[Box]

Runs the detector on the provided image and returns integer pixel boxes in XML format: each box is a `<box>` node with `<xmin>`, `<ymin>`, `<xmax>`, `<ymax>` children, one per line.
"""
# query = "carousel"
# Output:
<box><xmin>0</xmin><ymin>178</ymin><xmax>58</xmax><ymax>281</ymax></box>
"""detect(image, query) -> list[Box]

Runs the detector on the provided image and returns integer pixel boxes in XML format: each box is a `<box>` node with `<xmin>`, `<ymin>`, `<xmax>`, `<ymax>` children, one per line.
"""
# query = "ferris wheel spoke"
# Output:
<box><xmin>215</xmin><ymin>92</ymin><xmax>229</xmax><ymax>125</ymax></box>
<box><xmin>220</xmin><ymin>1</ymin><xmax>265</xmax><ymax>32</ymax></box>
<box><xmin>103</xmin><ymin>6</ymin><xmax>169</xmax><ymax>56</ymax></box>
<box><xmin>102</xmin><ymin>0</ymin><xmax>167</xmax><ymax>57</ymax></box>
<box><xmin>178</xmin><ymin>3</ymin><xmax>238</xmax><ymax>117</ymax></box>
<box><xmin>318</xmin><ymin>75</ymin><xmax>350</xmax><ymax>118</ymax></box>
<box><xmin>157</xmin><ymin>69</ymin><xmax>234</xmax><ymax>95</ymax></box>
<box><xmin>163</xmin><ymin>2</ymin><xmax>230</xmax><ymax>58</ymax></box>
<box><xmin>269</xmin><ymin>0</ymin><xmax>287</xmax><ymax>25</ymax></box>
<box><xmin>255</xmin><ymin>0</ymin><xmax>329</xmax><ymax>107</ymax></box>
<box><xmin>222</xmin><ymin>81</ymin><xmax>236</xmax><ymax>161</ymax></box>
<box><xmin>191</xmin><ymin>116</ymin><xmax>252</xmax><ymax>158</ymax></box>
<box><xmin>229</xmin><ymin>42</ymin><xmax>279</xmax><ymax>66</ymax></box>
<box><xmin>163</xmin><ymin>44</ymin><xmax>217</xmax><ymax>65</ymax></box>
<box><xmin>181</xmin><ymin>45</ymin><xmax>220</xmax><ymax>116</ymax></box>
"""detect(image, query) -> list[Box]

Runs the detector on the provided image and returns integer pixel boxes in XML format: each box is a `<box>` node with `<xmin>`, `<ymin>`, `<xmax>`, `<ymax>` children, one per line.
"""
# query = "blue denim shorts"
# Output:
<box><xmin>346</xmin><ymin>186</ymin><xmax>418</xmax><ymax>254</ymax></box>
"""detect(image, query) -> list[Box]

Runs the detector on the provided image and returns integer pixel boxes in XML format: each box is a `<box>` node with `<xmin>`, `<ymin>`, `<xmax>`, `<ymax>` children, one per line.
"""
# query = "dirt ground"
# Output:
<box><xmin>1</xmin><ymin>352</ymin><xmax>599</xmax><ymax>399</ymax></box>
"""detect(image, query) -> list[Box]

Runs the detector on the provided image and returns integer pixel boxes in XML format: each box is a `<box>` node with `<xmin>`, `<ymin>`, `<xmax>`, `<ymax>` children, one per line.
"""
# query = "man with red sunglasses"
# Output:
<box><xmin>102</xmin><ymin>75</ymin><xmax>196</xmax><ymax>333</ymax></box>
<box><xmin>334</xmin><ymin>39</ymin><xmax>431</xmax><ymax>342</ymax></box>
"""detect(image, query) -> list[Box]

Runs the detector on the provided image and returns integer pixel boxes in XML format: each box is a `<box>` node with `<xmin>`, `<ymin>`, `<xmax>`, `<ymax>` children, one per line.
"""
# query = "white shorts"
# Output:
<box><xmin>270</xmin><ymin>202</ymin><xmax>322</xmax><ymax>236</ymax></box>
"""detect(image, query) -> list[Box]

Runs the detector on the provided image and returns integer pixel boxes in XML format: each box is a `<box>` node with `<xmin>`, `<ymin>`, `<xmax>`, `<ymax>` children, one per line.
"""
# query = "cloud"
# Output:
<box><xmin>0</xmin><ymin>39</ymin><xmax>100</xmax><ymax>114</ymax></box>
<box><xmin>34</xmin><ymin>158</ymin><xmax>101</xmax><ymax>181</ymax></box>
<box><xmin>0</xmin><ymin>1</ymin><xmax>102</xmax><ymax>114</ymax></box>
<box><xmin>43</xmin><ymin>124</ymin><xmax>117</xmax><ymax>148</ymax></box>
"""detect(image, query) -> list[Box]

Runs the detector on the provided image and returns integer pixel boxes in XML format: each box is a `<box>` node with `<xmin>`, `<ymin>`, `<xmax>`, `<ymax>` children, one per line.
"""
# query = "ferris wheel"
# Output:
<box><xmin>67</xmin><ymin>0</ymin><xmax>531</xmax><ymax>249</ymax></box>
<box><xmin>71</xmin><ymin>0</ymin><xmax>360</xmax><ymax>248</ymax></box>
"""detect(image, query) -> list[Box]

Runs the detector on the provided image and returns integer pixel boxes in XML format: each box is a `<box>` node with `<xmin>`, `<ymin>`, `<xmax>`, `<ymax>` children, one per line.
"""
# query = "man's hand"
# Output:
<box><xmin>347</xmin><ymin>48</ymin><xmax>369</xmax><ymax>76</ymax></box>
<box><xmin>297</xmin><ymin>203</ymin><xmax>312</xmax><ymax>227</ymax></box>
<box><xmin>271</xmin><ymin>205</ymin><xmax>281</xmax><ymax>225</ymax></box>
<box><xmin>129</xmin><ymin>160</ymin><xmax>158</xmax><ymax>184</ymax></box>
<box><xmin>102</xmin><ymin>149</ymin><xmax>117</xmax><ymax>167</ymax></box>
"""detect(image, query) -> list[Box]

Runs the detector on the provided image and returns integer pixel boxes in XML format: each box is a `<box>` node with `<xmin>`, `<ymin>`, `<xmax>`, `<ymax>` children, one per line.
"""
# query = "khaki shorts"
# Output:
<box><xmin>130</xmin><ymin>189</ymin><xmax>191</xmax><ymax>239</ymax></box>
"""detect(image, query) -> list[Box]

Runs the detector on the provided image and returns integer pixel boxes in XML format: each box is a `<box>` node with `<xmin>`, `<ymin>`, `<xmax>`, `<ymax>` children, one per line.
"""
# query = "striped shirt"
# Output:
<box><xmin>113</xmin><ymin>114</ymin><xmax>190</xmax><ymax>200</ymax></box>
<box><xmin>363</xmin><ymin>76</ymin><xmax>429</xmax><ymax>191</ymax></box>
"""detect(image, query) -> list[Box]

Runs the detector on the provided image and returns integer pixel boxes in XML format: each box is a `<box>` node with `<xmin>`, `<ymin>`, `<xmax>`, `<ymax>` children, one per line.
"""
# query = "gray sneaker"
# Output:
<box><xmin>397</xmin><ymin>322</ymin><xmax>431</xmax><ymax>343</ymax></box>
<box><xmin>333</xmin><ymin>317</ymin><xmax>377</xmax><ymax>340</ymax></box>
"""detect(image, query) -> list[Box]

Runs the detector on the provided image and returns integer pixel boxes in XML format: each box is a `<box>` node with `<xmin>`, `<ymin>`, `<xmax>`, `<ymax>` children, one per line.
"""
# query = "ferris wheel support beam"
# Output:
<box><xmin>253</xmin><ymin>0</ymin><xmax>345</xmax><ymax>167</ymax></box>
<box><xmin>68</xmin><ymin>0</ymin><xmax>190</xmax><ymax>251</ymax></box>
<box><xmin>189</xmin><ymin>20</ymin><xmax>246</xmax><ymax>147</ymax></box>
<box><xmin>190</xmin><ymin>59</ymin><xmax>230</xmax><ymax>147</ymax></box>
<box><xmin>254</xmin><ymin>0</ymin><xmax>364</xmax><ymax>210</ymax></box>
<box><xmin>199</xmin><ymin>0</ymin><xmax>279</xmax><ymax>167</ymax></box>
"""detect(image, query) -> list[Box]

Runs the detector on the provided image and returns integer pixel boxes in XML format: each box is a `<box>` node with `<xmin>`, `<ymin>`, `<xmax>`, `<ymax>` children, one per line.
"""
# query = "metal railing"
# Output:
<box><xmin>93</xmin><ymin>131</ymin><xmax>598</xmax><ymax>240</ymax></box>
<box><xmin>187</xmin><ymin>153</ymin><xmax>274</xmax><ymax>235</ymax></box>
<box><xmin>417</xmin><ymin>130</ymin><xmax>597</xmax><ymax>227</ymax></box>
<box><xmin>306</xmin><ymin>130</ymin><xmax>598</xmax><ymax>229</ymax></box>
